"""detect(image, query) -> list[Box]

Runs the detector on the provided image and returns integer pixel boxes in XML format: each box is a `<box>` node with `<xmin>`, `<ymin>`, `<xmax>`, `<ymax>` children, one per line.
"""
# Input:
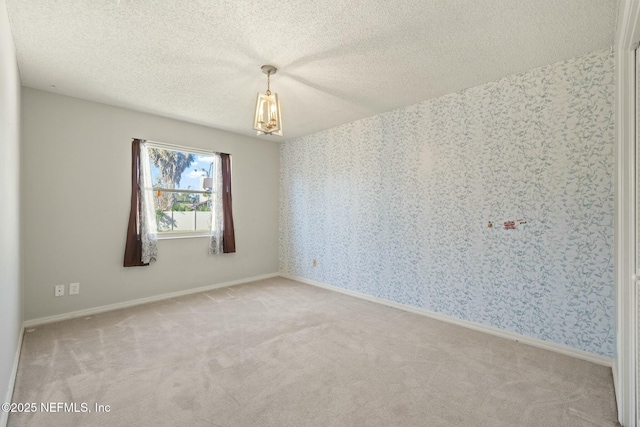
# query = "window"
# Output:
<box><xmin>124</xmin><ymin>138</ymin><xmax>234</xmax><ymax>265</ymax></box>
<box><xmin>146</xmin><ymin>142</ymin><xmax>216</xmax><ymax>238</ymax></box>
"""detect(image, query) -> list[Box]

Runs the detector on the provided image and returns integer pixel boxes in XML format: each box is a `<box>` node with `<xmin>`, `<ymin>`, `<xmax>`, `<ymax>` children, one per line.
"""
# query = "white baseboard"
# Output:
<box><xmin>24</xmin><ymin>273</ymin><xmax>280</xmax><ymax>328</ymax></box>
<box><xmin>1</xmin><ymin>326</ymin><xmax>24</xmax><ymax>427</ymax></box>
<box><xmin>281</xmin><ymin>273</ymin><xmax>614</xmax><ymax>368</ymax></box>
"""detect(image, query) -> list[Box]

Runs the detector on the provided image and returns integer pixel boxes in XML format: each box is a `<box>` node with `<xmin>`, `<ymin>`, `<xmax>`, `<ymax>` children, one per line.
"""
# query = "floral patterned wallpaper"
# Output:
<box><xmin>280</xmin><ymin>49</ymin><xmax>615</xmax><ymax>357</ymax></box>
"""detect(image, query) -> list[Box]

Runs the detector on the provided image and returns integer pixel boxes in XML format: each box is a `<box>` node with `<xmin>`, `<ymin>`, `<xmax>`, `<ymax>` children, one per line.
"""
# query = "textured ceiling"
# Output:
<box><xmin>6</xmin><ymin>0</ymin><xmax>618</xmax><ymax>141</ymax></box>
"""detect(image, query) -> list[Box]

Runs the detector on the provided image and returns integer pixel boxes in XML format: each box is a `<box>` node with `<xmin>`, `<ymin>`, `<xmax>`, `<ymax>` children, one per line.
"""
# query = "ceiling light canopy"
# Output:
<box><xmin>253</xmin><ymin>65</ymin><xmax>282</xmax><ymax>136</ymax></box>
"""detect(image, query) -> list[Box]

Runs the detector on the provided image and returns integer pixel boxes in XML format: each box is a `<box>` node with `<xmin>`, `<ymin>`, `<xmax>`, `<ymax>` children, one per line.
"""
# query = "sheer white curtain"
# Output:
<box><xmin>209</xmin><ymin>153</ymin><xmax>224</xmax><ymax>254</ymax></box>
<box><xmin>139</xmin><ymin>141</ymin><xmax>158</xmax><ymax>263</ymax></box>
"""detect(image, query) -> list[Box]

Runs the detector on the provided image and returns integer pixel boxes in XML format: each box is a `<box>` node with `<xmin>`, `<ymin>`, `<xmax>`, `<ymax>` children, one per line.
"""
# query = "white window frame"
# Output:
<box><xmin>145</xmin><ymin>141</ymin><xmax>215</xmax><ymax>240</ymax></box>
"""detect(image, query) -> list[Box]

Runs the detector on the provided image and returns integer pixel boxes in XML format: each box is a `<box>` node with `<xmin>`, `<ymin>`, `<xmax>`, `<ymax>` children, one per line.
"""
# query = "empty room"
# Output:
<box><xmin>1</xmin><ymin>0</ymin><xmax>639</xmax><ymax>426</ymax></box>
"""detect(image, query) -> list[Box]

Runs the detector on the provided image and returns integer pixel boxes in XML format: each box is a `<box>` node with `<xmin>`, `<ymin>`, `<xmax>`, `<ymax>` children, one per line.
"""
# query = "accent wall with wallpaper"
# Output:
<box><xmin>280</xmin><ymin>49</ymin><xmax>615</xmax><ymax>357</ymax></box>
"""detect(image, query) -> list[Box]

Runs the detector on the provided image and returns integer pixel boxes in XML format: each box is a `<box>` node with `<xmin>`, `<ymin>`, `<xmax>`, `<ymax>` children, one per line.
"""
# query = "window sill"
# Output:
<box><xmin>157</xmin><ymin>233</ymin><xmax>210</xmax><ymax>240</ymax></box>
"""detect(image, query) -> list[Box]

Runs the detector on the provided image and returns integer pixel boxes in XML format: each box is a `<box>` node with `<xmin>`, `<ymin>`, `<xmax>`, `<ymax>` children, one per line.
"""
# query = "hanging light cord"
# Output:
<box><xmin>266</xmin><ymin>72</ymin><xmax>271</xmax><ymax>96</ymax></box>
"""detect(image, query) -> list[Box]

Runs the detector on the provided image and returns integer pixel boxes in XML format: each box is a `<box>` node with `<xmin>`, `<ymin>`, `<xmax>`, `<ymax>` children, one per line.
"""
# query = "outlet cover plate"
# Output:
<box><xmin>69</xmin><ymin>282</ymin><xmax>80</xmax><ymax>295</ymax></box>
<box><xmin>54</xmin><ymin>284</ymin><xmax>65</xmax><ymax>297</ymax></box>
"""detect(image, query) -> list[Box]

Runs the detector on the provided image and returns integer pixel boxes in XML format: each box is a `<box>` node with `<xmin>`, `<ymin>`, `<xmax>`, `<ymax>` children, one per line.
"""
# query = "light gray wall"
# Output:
<box><xmin>0</xmin><ymin>0</ymin><xmax>22</xmax><ymax>417</ymax></box>
<box><xmin>21</xmin><ymin>88</ymin><xmax>279</xmax><ymax>320</ymax></box>
<box><xmin>281</xmin><ymin>49</ymin><xmax>615</xmax><ymax>357</ymax></box>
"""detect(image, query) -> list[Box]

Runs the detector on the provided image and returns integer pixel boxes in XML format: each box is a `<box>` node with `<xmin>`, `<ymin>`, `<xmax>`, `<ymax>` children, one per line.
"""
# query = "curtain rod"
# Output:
<box><xmin>132</xmin><ymin>138</ymin><xmax>220</xmax><ymax>156</ymax></box>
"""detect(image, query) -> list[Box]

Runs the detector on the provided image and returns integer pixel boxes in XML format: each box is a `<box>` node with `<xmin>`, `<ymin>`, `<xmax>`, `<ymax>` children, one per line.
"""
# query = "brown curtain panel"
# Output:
<box><xmin>220</xmin><ymin>153</ymin><xmax>236</xmax><ymax>253</ymax></box>
<box><xmin>123</xmin><ymin>139</ymin><xmax>149</xmax><ymax>267</ymax></box>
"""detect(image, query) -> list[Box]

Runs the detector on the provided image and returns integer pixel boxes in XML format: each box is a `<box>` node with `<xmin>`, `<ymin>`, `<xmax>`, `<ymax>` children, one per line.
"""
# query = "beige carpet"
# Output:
<box><xmin>8</xmin><ymin>277</ymin><xmax>618</xmax><ymax>427</ymax></box>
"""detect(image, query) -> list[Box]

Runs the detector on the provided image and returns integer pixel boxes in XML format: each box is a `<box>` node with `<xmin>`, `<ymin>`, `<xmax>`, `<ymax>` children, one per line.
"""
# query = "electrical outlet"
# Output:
<box><xmin>69</xmin><ymin>282</ymin><xmax>80</xmax><ymax>295</ymax></box>
<box><xmin>54</xmin><ymin>284</ymin><xmax>65</xmax><ymax>297</ymax></box>
<box><xmin>312</xmin><ymin>259</ymin><xmax>317</xmax><ymax>267</ymax></box>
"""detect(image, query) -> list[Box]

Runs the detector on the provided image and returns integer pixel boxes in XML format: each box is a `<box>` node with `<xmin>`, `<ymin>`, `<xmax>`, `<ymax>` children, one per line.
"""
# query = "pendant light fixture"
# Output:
<box><xmin>253</xmin><ymin>65</ymin><xmax>282</xmax><ymax>136</ymax></box>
